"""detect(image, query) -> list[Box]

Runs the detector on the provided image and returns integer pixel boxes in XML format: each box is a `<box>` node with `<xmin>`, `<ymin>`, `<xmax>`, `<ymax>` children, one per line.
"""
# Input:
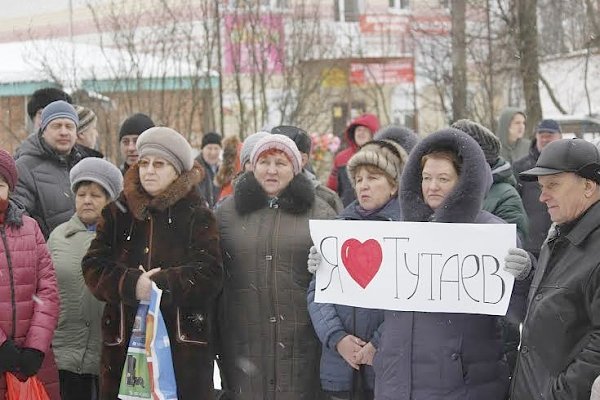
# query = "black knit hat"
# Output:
<box><xmin>271</xmin><ymin>125</ymin><xmax>312</xmax><ymax>154</ymax></box>
<box><xmin>201</xmin><ymin>132</ymin><xmax>222</xmax><ymax>148</ymax></box>
<box><xmin>27</xmin><ymin>87</ymin><xmax>72</xmax><ymax>120</ymax></box>
<box><xmin>119</xmin><ymin>113</ymin><xmax>155</xmax><ymax>140</ymax></box>
<box><xmin>451</xmin><ymin>119</ymin><xmax>501</xmax><ymax>164</ymax></box>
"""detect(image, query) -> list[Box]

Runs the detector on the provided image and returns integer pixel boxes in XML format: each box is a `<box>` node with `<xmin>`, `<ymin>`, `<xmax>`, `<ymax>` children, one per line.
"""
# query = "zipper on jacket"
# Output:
<box><xmin>147</xmin><ymin>215</ymin><xmax>154</xmax><ymax>269</ymax></box>
<box><xmin>1</xmin><ymin>226</ymin><xmax>17</xmax><ymax>339</ymax></box>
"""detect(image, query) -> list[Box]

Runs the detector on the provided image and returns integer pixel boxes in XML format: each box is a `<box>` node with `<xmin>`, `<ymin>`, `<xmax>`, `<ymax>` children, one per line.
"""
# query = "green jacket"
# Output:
<box><xmin>48</xmin><ymin>214</ymin><xmax>103</xmax><ymax>375</ymax></box>
<box><xmin>483</xmin><ymin>158</ymin><xmax>529</xmax><ymax>242</ymax></box>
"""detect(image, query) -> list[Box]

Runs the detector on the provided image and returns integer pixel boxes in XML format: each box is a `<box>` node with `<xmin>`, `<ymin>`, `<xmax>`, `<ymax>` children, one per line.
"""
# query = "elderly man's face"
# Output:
<box><xmin>538</xmin><ymin>172</ymin><xmax>592</xmax><ymax>224</ymax></box>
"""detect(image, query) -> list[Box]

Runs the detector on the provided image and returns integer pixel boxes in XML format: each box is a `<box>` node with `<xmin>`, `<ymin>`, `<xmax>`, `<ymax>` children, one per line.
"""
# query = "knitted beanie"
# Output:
<box><xmin>119</xmin><ymin>113</ymin><xmax>155</xmax><ymax>140</ymax></box>
<box><xmin>201</xmin><ymin>132</ymin><xmax>222</xmax><ymax>148</ymax></box>
<box><xmin>347</xmin><ymin>139</ymin><xmax>408</xmax><ymax>186</ymax></box>
<box><xmin>240</xmin><ymin>131</ymin><xmax>270</xmax><ymax>167</ymax></box>
<box><xmin>40</xmin><ymin>100</ymin><xmax>79</xmax><ymax>133</ymax></box>
<box><xmin>70</xmin><ymin>158</ymin><xmax>123</xmax><ymax>201</ymax></box>
<box><xmin>251</xmin><ymin>134</ymin><xmax>302</xmax><ymax>175</ymax></box>
<box><xmin>0</xmin><ymin>149</ymin><xmax>18</xmax><ymax>191</ymax></box>
<box><xmin>136</xmin><ymin>127</ymin><xmax>194</xmax><ymax>174</ymax></box>
<box><xmin>374</xmin><ymin>125</ymin><xmax>420</xmax><ymax>154</ymax></box>
<box><xmin>271</xmin><ymin>125</ymin><xmax>312</xmax><ymax>155</ymax></box>
<box><xmin>451</xmin><ymin>119</ymin><xmax>501</xmax><ymax>164</ymax></box>
<box><xmin>74</xmin><ymin>105</ymin><xmax>97</xmax><ymax>134</ymax></box>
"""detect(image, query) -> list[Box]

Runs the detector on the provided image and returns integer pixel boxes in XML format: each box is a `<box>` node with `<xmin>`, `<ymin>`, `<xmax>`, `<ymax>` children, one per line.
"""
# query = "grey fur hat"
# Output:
<box><xmin>70</xmin><ymin>158</ymin><xmax>123</xmax><ymax>201</ymax></box>
<box><xmin>136</xmin><ymin>127</ymin><xmax>194</xmax><ymax>174</ymax></box>
<box><xmin>374</xmin><ymin>125</ymin><xmax>420</xmax><ymax>154</ymax></box>
<box><xmin>347</xmin><ymin>139</ymin><xmax>408</xmax><ymax>186</ymax></box>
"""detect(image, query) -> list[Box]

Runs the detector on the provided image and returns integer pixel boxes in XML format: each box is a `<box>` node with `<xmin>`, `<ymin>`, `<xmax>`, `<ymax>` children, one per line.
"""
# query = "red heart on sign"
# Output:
<box><xmin>341</xmin><ymin>239</ymin><xmax>383</xmax><ymax>289</ymax></box>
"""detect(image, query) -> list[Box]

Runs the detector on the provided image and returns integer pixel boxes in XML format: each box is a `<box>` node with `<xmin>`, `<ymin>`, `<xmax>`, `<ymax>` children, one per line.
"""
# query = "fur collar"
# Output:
<box><xmin>123</xmin><ymin>161</ymin><xmax>204</xmax><ymax>220</ymax></box>
<box><xmin>400</xmin><ymin>128</ymin><xmax>492</xmax><ymax>223</ymax></box>
<box><xmin>234</xmin><ymin>171</ymin><xmax>315</xmax><ymax>215</ymax></box>
<box><xmin>4</xmin><ymin>200</ymin><xmax>25</xmax><ymax>229</ymax></box>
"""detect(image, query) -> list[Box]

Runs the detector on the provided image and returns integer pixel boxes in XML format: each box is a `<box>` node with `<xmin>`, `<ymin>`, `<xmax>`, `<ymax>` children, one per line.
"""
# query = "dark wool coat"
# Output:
<box><xmin>511</xmin><ymin>201</ymin><xmax>600</xmax><ymax>400</ymax></box>
<box><xmin>307</xmin><ymin>199</ymin><xmax>400</xmax><ymax>393</ymax></box>
<box><xmin>374</xmin><ymin>129</ymin><xmax>529</xmax><ymax>400</ymax></box>
<box><xmin>82</xmin><ymin>162</ymin><xmax>223</xmax><ymax>400</ymax></box>
<box><xmin>216</xmin><ymin>171</ymin><xmax>337</xmax><ymax>400</ymax></box>
<box><xmin>513</xmin><ymin>140</ymin><xmax>552</xmax><ymax>258</ymax></box>
<box><xmin>0</xmin><ymin>201</ymin><xmax>60</xmax><ymax>400</ymax></box>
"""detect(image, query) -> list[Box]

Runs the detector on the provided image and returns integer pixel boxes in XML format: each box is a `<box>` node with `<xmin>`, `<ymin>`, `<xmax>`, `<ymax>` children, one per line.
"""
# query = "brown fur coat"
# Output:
<box><xmin>83</xmin><ymin>162</ymin><xmax>223</xmax><ymax>400</ymax></box>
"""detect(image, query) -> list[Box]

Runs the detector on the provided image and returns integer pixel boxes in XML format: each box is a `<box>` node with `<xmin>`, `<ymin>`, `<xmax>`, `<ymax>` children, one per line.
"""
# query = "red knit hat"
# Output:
<box><xmin>0</xmin><ymin>149</ymin><xmax>17</xmax><ymax>191</ymax></box>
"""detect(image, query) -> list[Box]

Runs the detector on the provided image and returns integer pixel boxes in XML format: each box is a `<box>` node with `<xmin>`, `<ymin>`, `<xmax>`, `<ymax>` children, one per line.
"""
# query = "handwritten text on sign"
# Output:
<box><xmin>309</xmin><ymin>220</ymin><xmax>516</xmax><ymax>316</ymax></box>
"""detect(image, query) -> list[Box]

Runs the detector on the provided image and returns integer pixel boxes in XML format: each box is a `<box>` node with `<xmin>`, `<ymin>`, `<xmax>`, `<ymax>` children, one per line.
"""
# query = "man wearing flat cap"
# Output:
<box><xmin>511</xmin><ymin>138</ymin><xmax>600</xmax><ymax>399</ymax></box>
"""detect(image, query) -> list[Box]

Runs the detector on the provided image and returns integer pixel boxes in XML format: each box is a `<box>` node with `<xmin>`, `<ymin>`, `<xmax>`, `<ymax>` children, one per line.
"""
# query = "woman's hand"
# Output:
<box><xmin>336</xmin><ymin>335</ymin><xmax>366</xmax><ymax>370</ymax></box>
<box><xmin>307</xmin><ymin>246</ymin><xmax>322</xmax><ymax>274</ymax></box>
<box><xmin>135</xmin><ymin>266</ymin><xmax>161</xmax><ymax>301</ymax></box>
<box><xmin>355</xmin><ymin>342</ymin><xmax>376</xmax><ymax>366</ymax></box>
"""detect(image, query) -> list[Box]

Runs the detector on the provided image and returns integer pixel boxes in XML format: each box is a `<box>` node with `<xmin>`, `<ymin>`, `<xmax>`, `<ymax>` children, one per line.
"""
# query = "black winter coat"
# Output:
<box><xmin>511</xmin><ymin>200</ymin><xmax>600</xmax><ymax>400</ymax></box>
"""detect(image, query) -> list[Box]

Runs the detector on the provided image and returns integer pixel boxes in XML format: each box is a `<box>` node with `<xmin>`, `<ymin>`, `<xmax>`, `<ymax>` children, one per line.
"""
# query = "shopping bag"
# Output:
<box><xmin>145</xmin><ymin>282</ymin><xmax>177</xmax><ymax>399</ymax></box>
<box><xmin>118</xmin><ymin>301</ymin><xmax>151</xmax><ymax>399</ymax></box>
<box><xmin>5</xmin><ymin>373</ymin><xmax>50</xmax><ymax>400</ymax></box>
<box><xmin>118</xmin><ymin>283</ymin><xmax>177</xmax><ymax>400</ymax></box>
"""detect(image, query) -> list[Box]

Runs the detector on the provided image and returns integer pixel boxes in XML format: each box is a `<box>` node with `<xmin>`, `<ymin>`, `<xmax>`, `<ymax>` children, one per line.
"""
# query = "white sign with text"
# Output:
<box><xmin>309</xmin><ymin>220</ymin><xmax>516</xmax><ymax>316</ymax></box>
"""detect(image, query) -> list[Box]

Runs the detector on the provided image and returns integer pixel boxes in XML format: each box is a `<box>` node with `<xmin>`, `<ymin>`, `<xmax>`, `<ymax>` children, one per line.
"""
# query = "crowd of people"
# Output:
<box><xmin>1</xmin><ymin>86</ymin><xmax>600</xmax><ymax>400</ymax></box>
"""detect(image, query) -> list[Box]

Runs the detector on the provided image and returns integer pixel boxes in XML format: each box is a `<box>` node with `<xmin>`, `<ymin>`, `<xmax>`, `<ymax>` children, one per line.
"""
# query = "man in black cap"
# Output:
<box><xmin>272</xmin><ymin>125</ymin><xmax>343</xmax><ymax>213</ymax></box>
<box><xmin>118</xmin><ymin>113</ymin><xmax>155</xmax><ymax>174</ymax></box>
<box><xmin>27</xmin><ymin>87</ymin><xmax>73</xmax><ymax>132</ymax></box>
<box><xmin>196</xmin><ymin>132</ymin><xmax>222</xmax><ymax>208</ymax></box>
<box><xmin>513</xmin><ymin>119</ymin><xmax>563</xmax><ymax>258</ymax></box>
<box><xmin>511</xmin><ymin>138</ymin><xmax>600</xmax><ymax>399</ymax></box>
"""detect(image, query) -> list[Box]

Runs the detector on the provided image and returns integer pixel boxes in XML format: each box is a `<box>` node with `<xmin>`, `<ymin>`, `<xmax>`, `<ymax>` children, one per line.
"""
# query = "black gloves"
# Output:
<box><xmin>0</xmin><ymin>340</ymin><xmax>21</xmax><ymax>372</ymax></box>
<box><xmin>0</xmin><ymin>341</ymin><xmax>45</xmax><ymax>378</ymax></box>
<box><xmin>19</xmin><ymin>348</ymin><xmax>45</xmax><ymax>378</ymax></box>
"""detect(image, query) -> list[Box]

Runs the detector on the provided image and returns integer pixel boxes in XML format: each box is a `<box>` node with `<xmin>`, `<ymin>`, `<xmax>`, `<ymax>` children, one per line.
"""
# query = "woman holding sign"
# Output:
<box><xmin>373</xmin><ymin>128</ymin><xmax>532</xmax><ymax>400</ymax></box>
<box><xmin>307</xmin><ymin>139</ymin><xmax>408</xmax><ymax>400</ymax></box>
<box><xmin>216</xmin><ymin>134</ymin><xmax>337</xmax><ymax>400</ymax></box>
<box><xmin>82</xmin><ymin>127</ymin><xmax>223</xmax><ymax>399</ymax></box>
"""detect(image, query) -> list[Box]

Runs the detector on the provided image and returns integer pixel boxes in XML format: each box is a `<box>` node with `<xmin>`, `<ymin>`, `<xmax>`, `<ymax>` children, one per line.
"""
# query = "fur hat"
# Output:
<box><xmin>0</xmin><ymin>149</ymin><xmax>17</xmax><ymax>191</ymax></box>
<box><xmin>451</xmin><ymin>119</ymin><xmax>501</xmax><ymax>164</ymax></box>
<box><xmin>136</xmin><ymin>127</ymin><xmax>194</xmax><ymax>174</ymax></box>
<box><xmin>74</xmin><ymin>105</ymin><xmax>97</xmax><ymax>134</ymax></box>
<box><xmin>201</xmin><ymin>132</ymin><xmax>222</xmax><ymax>148</ymax></box>
<box><xmin>271</xmin><ymin>125</ymin><xmax>311</xmax><ymax>154</ymax></box>
<box><xmin>240</xmin><ymin>131</ymin><xmax>270</xmax><ymax>167</ymax></box>
<box><xmin>251</xmin><ymin>134</ymin><xmax>302</xmax><ymax>175</ymax></box>
<box><xmin>27</xmin><ymin>87</ymin><xmax>72</xmax><ymax>120</ymax></box>
<box><xmin>70</xmin><ymin>158</ymin><xmax>123</xmax><ymax>201</ymax></box>
<box><xmin>374</xmin><ymin>125</ymin><xmax>420</xmax><ymax>154</ymax></box>
<box><xmin>119</xmin><ymin>113</ymin><xmax>155</xmax><ymax>140</ymax></box>
<box><xmin>40</xmin><ymin>100</ymin><xmax>79</xmax><ymax>133</ymax></box>
<box><xmin>347</xmin><ymin>140</ymin><xmax>408</xmax><ymax>186</ymax></box>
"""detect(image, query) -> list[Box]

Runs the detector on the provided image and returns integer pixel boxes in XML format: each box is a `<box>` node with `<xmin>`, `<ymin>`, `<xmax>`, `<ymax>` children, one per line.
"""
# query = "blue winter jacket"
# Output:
<box><xmin>307</xmin><ymin>198</ymin><xmax>401</xmax><ymax>392</ymax></box>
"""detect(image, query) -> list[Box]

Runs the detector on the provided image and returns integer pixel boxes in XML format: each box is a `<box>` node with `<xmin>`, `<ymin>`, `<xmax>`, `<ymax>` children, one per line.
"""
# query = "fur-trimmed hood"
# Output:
<box><xmin>400</xmin><ymin>128</ymin><xmax>492</xmax><ymax>223</ymax></box>
<box><xmin>123</xmin><ymin>161</ymin><xmax>204</xmax><ymax>220</ymax></box>
<box><xmin>233</xmin><ymin>171</ymin><xmax>315</xmax><ymax>215</ymax></box>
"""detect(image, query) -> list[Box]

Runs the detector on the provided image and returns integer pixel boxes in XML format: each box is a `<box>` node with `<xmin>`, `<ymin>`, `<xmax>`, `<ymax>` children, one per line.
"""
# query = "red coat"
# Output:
<box><xmin>327</xmin><ymin>113</ymin><xmax>380</xmax><ymax>205</ymax></box>
<box><xmin>0</xmin><ymin>203</ymin><xmax>60</xmax><ymax>400</ymax></box>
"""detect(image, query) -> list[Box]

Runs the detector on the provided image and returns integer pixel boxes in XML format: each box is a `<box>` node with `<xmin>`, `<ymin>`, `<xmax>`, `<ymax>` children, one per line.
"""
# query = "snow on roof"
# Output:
<box><xmin>0</xmin><ymin>39</ymin><xmax>218</xmax><ymax>87</ymax></box>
